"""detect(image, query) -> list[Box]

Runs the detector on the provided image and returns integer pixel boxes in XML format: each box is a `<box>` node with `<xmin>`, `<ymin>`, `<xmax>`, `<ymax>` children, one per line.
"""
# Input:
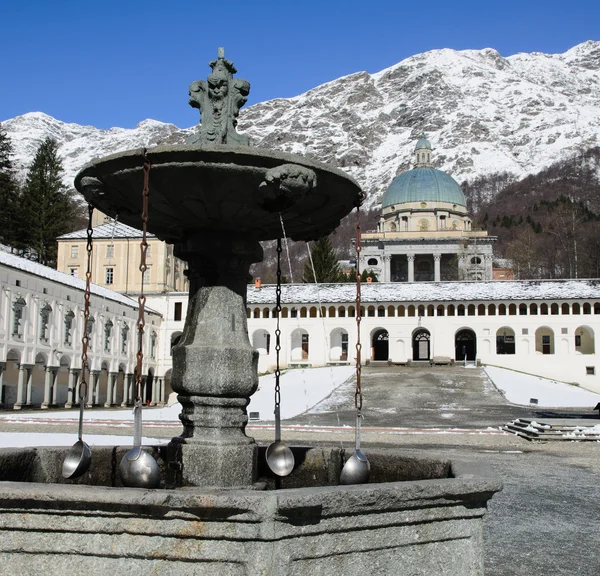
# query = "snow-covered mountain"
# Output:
<box><xmin>3</xmin><ymin>41</ymin><xmax>600</xmax><ymax>208</ymax></box>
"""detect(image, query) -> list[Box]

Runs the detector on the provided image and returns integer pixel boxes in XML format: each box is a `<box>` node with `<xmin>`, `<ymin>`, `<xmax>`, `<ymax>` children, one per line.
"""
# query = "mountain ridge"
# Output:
<box><xmin>2</xmin><ymin>41</ymin><xmax>599</xmax><ymax>209</ymax></box>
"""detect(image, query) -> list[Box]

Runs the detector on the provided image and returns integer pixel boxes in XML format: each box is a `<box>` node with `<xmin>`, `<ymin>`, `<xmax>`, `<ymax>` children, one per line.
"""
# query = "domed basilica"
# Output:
<box><xmin>361</xmin><ymin>135</ymin><xmax>495</xmax><ymax>282</ymax></box>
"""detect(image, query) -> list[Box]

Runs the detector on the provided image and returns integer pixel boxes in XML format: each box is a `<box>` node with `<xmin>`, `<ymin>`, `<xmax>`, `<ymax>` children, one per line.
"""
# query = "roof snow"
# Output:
<box><xmin>58</xmin><ymin>222</ymin><xmax>155</xmax><ymax>240</ymax></box>
<box><xmin>247</xmin><ymin>280</ymin><xmax>600</xmax><ymax>305</ymax></box>
<box><xmin>0</xmin><ymin>250</ymin><xmax>156</xmax><ymax>312</ymax></box>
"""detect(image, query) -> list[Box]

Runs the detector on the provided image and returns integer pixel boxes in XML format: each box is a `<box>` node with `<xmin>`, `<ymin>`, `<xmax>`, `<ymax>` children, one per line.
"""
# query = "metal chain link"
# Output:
<box><xmin>135</xmin><ymin>150</ymin><xmax>150</xmax><ymax>402</ymax></box>
<box><xmin>274</xmin><ymin>237</ymin><xmax>282</xmax><ymax>408</ymax></box>
<box><xmin>355</xmin><ymin>204</ymin><xmax>363</xmax><ymax>411</ymax></box>
<box><xmin>79</xmin><ymin>204</ymin><xmax>94</xmax><ymax>402</ymax></box>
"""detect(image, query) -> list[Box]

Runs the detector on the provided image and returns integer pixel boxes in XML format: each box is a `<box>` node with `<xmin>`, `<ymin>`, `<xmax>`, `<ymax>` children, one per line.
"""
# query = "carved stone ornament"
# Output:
<box><xmin>258</xmin><ymin>163</ymin><xmax>318</xmax><ymax>212</ymax></box>
<box><xmin>187</xmin><ymin>47</ymin><xmax>250</xmax><ymax>146</ymax></box>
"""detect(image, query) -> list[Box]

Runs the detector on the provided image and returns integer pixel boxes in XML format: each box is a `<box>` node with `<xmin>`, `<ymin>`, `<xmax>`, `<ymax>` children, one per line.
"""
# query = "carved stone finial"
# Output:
<box><xmin>187</xmin><ymin>49</ymin><xmax>250</xmax><ymax>146</ymax></box>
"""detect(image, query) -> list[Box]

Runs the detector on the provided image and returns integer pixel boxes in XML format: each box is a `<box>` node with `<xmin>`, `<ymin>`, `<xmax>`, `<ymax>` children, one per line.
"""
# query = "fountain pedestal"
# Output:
<box><xmin>168</xmin><ymin>232</ymin><xmax>263</xmax><ymax>487</ymax></box>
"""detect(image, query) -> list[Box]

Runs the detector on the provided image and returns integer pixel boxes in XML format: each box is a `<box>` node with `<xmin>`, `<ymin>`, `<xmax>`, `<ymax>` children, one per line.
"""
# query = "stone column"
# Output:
<box><xmin>150</xmin><ymin>377</ymin><xmax>158</xmax><ymax>406</ymax></box>
<box><xmin>407</xmin><ymin>254</ymin><xmax>415</xmax><ymax>283</ymax></box>
<box><xmin>105</xmin><ymin>372</ymin><xmax>117</xmax><ymax>407</ymax></box>
<box><xmin>126</xmin><ymin>373</ymin><xmax>134</xmax><ymax>405</ymax></box>
<box><xmin>168</xmin><ymin>232</ymin><xmax>263</xmax><ymax>488</ymax></box>
<box><xmin>91</xmin><ymin>371</ymin><xmax>100</xmax><ymax>407</ymax></box>
<box><xmin>65</xmin><ymin>369</ymin><xmax>79</xmax><ymax>409</ymax></box>
<box><xmin>14</xmin><ymin>364</ymin><xmax>27</xmax><ymax>409</ymax></box>
<box><xmin>434</xmin><ymin>254</ymin><xmax>441</xmax><ymax>282</ymax></box>
<box><xmin>159</xmin><ymin>378</ymin><xmax>165</xmax><ymax>405</ymax></box>
<box><xmin>0</xmin><ymin>363</ymin><xmax>5</xmax><ymax>409</ymax></box>
<box><xmin>382</xmin><ymin>255</ymin><xmax>391</xmax><ymax>282</ymax></box>
<box><xmin>121</xmin><ymin>374</ymin><xmax>129</xmax><ymax>407</ymax></box>
<box><xmin>41</xmin><ymin>366</ymin><xmax>53</xmax><ymax>409</ymax></box>
<box><xmin>24</xmin><ymin>366</ymin><xmax>33</xmax><ymax>406</ymax></box>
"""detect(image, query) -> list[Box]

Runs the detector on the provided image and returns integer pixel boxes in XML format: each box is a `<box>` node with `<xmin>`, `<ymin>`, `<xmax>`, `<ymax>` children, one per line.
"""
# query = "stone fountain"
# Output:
<box><xmin>0</xmin><ymin>50</ymin><xmax>501</xmax><ymax>575</ymax></box>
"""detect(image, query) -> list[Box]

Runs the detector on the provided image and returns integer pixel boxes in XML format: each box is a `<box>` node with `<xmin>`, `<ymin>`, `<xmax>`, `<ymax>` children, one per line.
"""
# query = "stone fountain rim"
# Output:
<box><xmin>74</xmin><ymin>142</ymin><xmax>362</xmax><ymax>190</ymax></box>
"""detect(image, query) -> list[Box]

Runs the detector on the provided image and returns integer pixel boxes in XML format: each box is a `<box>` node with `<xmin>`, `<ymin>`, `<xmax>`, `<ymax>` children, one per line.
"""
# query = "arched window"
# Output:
<box><xmin>377</xmin><ymin>306</ymin><xmax>385</xmax><ymax>317</ymax></box>
<box><xmin>348</xmin><ymin>306</ymin><xmax>355</xmax><ymax>317</ymax></box>
<box><xmin>572</xmin><ymin>303</ymin><xmax>581</xmax><ymax>315</ymax></box>
<box><xmin>540</xmin><ymin>303</ymin><xmax>548</xmax><ymax>315</ymax></box>
<box><xmin>519</xmin><ymin>304</ymin><xmax>527</xmax><ymax>315</ymax></box>
<box><xmin>282</xmin><ymin>307</ymin><xmax>289</xmax><ymax>318</ymax></box>
<box><xmin>478</xmin><ymin>304</ymin><xmax>486</xmax><ymax>316</ymax></box>
<box><xmin>368</xmin><ymin>306</ymin><xmax>375</xmax><ymax>317</ymax></box>
<box><xmin>530</xmin><ymin>303</ymin><xmax>538</xmax><ymax>315</ymax></box>
<box><xmin>328</xmin><ymin>306</ymin><xmax>336</xmax><ymax>318</ymax></box>
<box><xmin>488</xmin><ymin>304</ymin><xmax>496</xmax><ymax>316</ymax></box>
<box><xmin>300</xmin><ymin>307</ymin><xmax>308</xmax><ymax>318</ymax></box>
<box><xmin>583</xmin><ymin>303</ymin><xmax>591</xmax><ymax>315</ymax></box>
<box><xmin>418</xmin><ymin>305</ymin><xmax>425</xmax><ymax>317</ymax></box>
<box><xmin>427</xmin><ymin>305</ymin><xmax>435</xmax><ymax>317</ymax></box>
<box><xmin>468</xmin><ymin>304</ymin><xmax>476</xmax><ymax>316</ymax></box>
<box><xmin>496</xmin><ymin>327</ymin><xmax>516</xmax><ymax>355</ymax></box>
<box><xmin>309</xmin><ymin>307</ymin><xmax>318</xmax><ymax>318</ymax></box>
<box><xmin>447</xmin><ymin>305</ymin><xmax>455</xmax><ymax>316</ymax></box>
<box><xmin>387</xmin><ymin>305</ymin><xmax>396</xmax><ymax>317</ymax></box>
<box><xmin>437</xmin><ymin>305</ymin><xmax>445</xmax><ymax>316</ymax></box>
<box><xmin>398</xmin><ymin>305</ymin><xmax>406</xmax><ymax>317</ymax></box>
<box><xmin>263</xmin><ymin>308</ymin><xmax>270</xmax><ymax>318</ymax></box>
<box><xmin>367</xmin><ymin>258</ymin><xmax>378</xmax><ymax>266</ymax></box>
<box><xmin>253</xmin><ymin>308</ymin><xmax>260</xmax><ymax>319</ymax></box>
<box><xmin>508</xmin><ymin>304</ymin><xmax>517</xmax><ymax>316</ymax></box>
<box><xmin>471</xmin><ymin>257</ymin><xmax>482</xmax><ymax>265</ymax></box>
<box><xmin>498</xmin><ymin>304</ymin><xmax>507</xmax><ymax>316</ymax></box>
<box><xmin>457</xmin><ymin>305</ymin><xmax>465</xmax><ymax>316</ymax></box>
<box><xmin>408</xmin><ymin>305</ymin><xmax>415</xmax><ymax>317</ymax></box>
<box><xmin>562</xmin><ymin>303</ymin><xmax>570</xmax><ymax>315</ymax></box>
<box><xmin>338</xmin><ymin>306</ymin><xmax>346</xmax><ymax>317</ymax></box>
<box><xmin>551</xmin><ymin>303</ymin><xmax>559</xmax><ymax>315</ymax></box>
<box><xmin>246</xmin><ymin>308</ymin><xmax>251</xmax><ymax>319</ymax></box>
<box><xmin>575</xmin><ymin>326</ymin><xmax>595</xmax><ymax>354</ymax></box>
<box><xmin>535</xmin><ymin>327</ymin><xmax>555</xmax><ymax>355</ymax></box>
<box><xmin>595</xmin><ymin>303</ymin><xmax>600</xmax><ymax>315</ymax></box>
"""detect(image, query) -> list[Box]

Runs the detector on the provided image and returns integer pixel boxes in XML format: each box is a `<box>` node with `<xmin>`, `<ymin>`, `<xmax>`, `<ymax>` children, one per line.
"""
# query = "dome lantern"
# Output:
<box><xmin>414</xmin><ymin>133</ymin><xmax>432</xmax><ymax>167</ymax></box>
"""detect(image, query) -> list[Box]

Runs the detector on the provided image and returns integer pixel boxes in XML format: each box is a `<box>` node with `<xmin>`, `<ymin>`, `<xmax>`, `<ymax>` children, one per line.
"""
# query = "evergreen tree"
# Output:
<box><xmin>302</xmin><ymin>235</ymin><xmax>343</xmax><ymax>283</ymax></box>
<box><xmin>360</xmin><ymin>269</ymin><xmax>378</xmax><ymax>282</ymax></box>
<box><xmin>0</xmin><ymin>126</ymin><xmax>21</xmax><ymax>248</ymax></box>
<box><xmin>20</xmin><ymin>138</ymin><xmax>77</xmax><ymax>266</ymax></box>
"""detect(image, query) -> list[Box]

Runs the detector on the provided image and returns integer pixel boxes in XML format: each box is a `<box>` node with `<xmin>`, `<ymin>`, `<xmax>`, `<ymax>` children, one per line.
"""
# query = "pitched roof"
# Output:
<box><xmin>58</xmin><ymin>222</ymin><xmax>156</xmax><ymax>240</ymax></box>
<box><xmin>0</xmin><ymin>250</ymin><xmax>159</xmax><ymax>313</ymax></box>
<box><xmin>247</xmin><ymin>279</ymin><xmax>600</xmax><ymax>305</ymax></box>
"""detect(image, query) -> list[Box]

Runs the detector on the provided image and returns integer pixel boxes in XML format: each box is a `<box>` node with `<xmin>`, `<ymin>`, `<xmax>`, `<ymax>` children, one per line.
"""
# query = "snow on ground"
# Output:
<box><xmin>249</xmin><ymin>366</ymin><xmax>355</xmax><ymax>420</ymax></box>
<box><xmin>0</xmin><ymin>367</ymin><xmax>355</xmax><ymax>425</ymax></box>
<box><xmin>484</xmin><ymin>366</ymin><xmax>600</xmax><ymax>407</ymax></box>
<box><xmin>0</xmin><ymin>432</ymin><xmax>165</xmax><ymax>448</ymax></box>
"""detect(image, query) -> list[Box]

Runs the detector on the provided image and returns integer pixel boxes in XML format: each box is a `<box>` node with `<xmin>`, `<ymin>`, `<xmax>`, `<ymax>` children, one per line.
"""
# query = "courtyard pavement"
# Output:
<box><xmin>1</xmin><ymin>365</ymin><xmax>599</xmax><ymax>575</ymax></box>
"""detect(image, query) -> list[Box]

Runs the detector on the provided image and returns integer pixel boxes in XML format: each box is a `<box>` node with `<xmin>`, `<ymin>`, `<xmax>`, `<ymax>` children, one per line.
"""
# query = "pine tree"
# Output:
<box><xmin>302</xmin><ymin>235</ymin><xmax>343</xmax><ymax>283</ymax></box>
<box><xmin>20</xmin><ymin>138</ymin><xmax>78</xmax><ymax>266</ymax></box>
<box><xmin>0</xmin><ymin>125</ymin><xmax>21</xmax><ymax>248</ymax></box>
<box><xmin>361</xmin><ymin>269</ymin><xmax>378</xmax><ymax>282</ymax></box>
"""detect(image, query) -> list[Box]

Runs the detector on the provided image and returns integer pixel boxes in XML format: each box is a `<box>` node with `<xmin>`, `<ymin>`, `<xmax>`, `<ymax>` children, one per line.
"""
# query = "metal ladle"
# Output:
<box><xmin>119</xmin><ymin>399</ymin><xmax>160</xmax><ymax>488</ymax></box>
<box><xmin>340</xmin><ymin>413</ymin><xmax>370</xmax><ymax>485</ymax></box>
<box><xmin>62</xmin><ymin>385</ymin><xmax>92</xmax><ymax>479</ymax></box>
<box><xmin>266</xmin><ymin>405</ymin><xmax>295</xmax><ymax>476</ymax></box>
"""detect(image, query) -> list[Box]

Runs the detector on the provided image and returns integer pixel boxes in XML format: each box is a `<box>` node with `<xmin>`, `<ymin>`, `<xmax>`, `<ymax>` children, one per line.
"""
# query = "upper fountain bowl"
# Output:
<box><xmin>74</xmin><ymin>143</ymin><xmax>362</xmax><ymax>243</ymax></box>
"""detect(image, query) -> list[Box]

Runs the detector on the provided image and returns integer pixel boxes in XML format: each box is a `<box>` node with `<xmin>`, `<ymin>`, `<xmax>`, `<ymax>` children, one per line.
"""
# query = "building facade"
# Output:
<box><xmin>360</xmin><ymin>136</ymin><xmax>495</xmax><ymax>282</ymax></box>
<box><xmin>0</xmin><ymin>251</ymin><xmax>164</xmax><ymax>409</ymax></box>
<box><xmin>57</xmin><ymin>222</ymin><xmax>188</xmax><ymax>295</ymax></box>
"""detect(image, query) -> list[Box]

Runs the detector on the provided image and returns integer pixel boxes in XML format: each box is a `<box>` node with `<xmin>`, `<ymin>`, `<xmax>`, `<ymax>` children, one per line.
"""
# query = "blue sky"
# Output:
<box><xmin>2</xmin><ymin>0</ymin><xmax>598</xmax><ymax>129</ymax></box>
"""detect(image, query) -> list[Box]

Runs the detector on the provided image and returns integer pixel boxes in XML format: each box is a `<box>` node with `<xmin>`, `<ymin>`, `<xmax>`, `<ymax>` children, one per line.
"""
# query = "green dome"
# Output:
<box><xmin>382</xmin><ymin>167</ymin><xmax>466</xmax><ymax>208</ymax></box>
<box><xmin>415</xmin><ymin>136</ymin><xmax>432</xmax><ymax>150</ymax></box>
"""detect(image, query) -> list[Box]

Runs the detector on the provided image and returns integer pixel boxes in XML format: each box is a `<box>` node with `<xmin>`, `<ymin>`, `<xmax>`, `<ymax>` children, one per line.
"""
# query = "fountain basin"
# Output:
<box><xmin>75</xmin><ymin>144</ymin><xmax>362</xmax><ymax>243</ymax></box>
<box><xmin>0</xmin><ymin>445</ymin><xmax>500</xmax><ymax>575</ymax></box>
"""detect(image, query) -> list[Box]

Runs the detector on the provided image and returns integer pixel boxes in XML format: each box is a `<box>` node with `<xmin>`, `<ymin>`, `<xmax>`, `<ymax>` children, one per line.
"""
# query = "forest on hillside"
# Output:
<box><xmin>254</xmin><ymin>147</ymin><xmax>600</xmax><ymax>283</ymax></box>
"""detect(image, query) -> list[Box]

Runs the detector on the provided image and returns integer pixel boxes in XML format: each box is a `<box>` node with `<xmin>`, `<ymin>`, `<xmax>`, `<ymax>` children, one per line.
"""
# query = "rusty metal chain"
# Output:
<box><xmin>354</xmin><ymin>203</ymin><xmax>363</xmax><ymax>412</ymax></box>
<box><xmin>79</xmin><ymin>204</ymin><xmax>94</xmax><ymax>403</ymax></box>
<box><xmin>135</xmin><ymin>150</ymin><xmax>150</xmax><ymax>402</ymax></box>
<box><xmin>274</xmin><ymin>237</ymin><xmax>282</xmax><ymax>408</ymax></box>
